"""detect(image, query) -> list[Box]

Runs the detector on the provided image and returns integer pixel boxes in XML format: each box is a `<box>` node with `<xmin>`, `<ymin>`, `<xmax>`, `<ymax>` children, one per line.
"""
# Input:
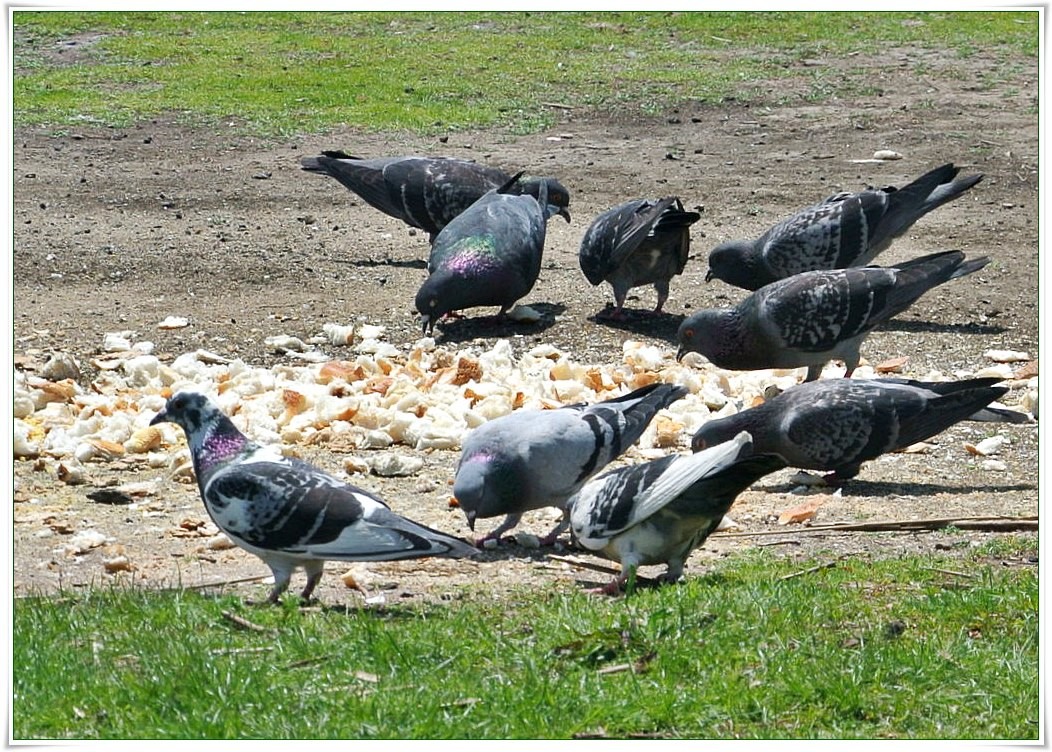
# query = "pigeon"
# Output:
<box><xmin>578</xmin><ymin>197</ymin><xmax>702</xmax><ymax>318</ymax></box>
<box><xmin>706</xmin><ymin>163</ymin><xmax>984</xmax><ymax>290</ymax></box>
<box><xmin>453</xmin><ymin>382</ymin><xmax>689</xmax><ymax>546</ymax></box>
<box><xmin>570</xmin><ymin>431</ymin><xmax>785</xmax><ymax>594</ymax></box>
<box><xmin>677</xmin><ymin>250</ymin><xmax>989</xmax><ymax>382</ymax></box>
<box><xmin>300</xmin><ymin>151</ymin><xmax>570</xmax><ymax>242</ymax></box>
<box><xmin>415</xmin><ymin>173</ymin><xmax>557</xmax><ymax>334</ymax></box>
<box><xmin>151</xmin><ymin>392</ymin><xmax>477</xmax><ymax>604</ymax></box>
<box><xmin>691</xmin><ymin>377</ymin><xmax>1032</xmax><ymax>484</ymax></box>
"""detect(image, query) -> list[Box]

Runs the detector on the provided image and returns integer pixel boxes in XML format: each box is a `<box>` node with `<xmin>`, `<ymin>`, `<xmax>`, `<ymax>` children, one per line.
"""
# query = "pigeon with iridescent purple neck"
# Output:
<box><xmin>301</xmin><ymin>151</ymin><xmax>570</xmax><ymax>243</ymax></box>
<box><xmin>706</xmin><ymin>163</ymin><xmax>983</xmax><ymax>291</ymax></box>
<box><xmin>151</xmin><ymin>392</ymin><xmax>476</xmax><ymax>604</ymax></box>
<box><xmin>416</xmin><ymin>172</ymin><xmax>559</xmax><ymax>334</ymax></box>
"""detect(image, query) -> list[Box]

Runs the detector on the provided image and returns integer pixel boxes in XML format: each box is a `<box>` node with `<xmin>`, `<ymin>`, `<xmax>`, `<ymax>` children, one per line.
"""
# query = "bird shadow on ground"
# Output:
<box><xmin>586</xmin><ymin>306</ymin><xmax>685</xmax><ymax>344</ymax></box>
<box><xmin>880</xmin><ymin>319</ymin><xmax>1007</xmax><ymax>336</ymax></box>
<box><xmin>757</xmin><ymin>478</ymin><xmax>1037</xmax><ymax>498</ymax></box>
<box><xmin>431</xmin><ymin>302</ymin><xmax>567</xmax><ymax>344</ymax></box>
<box><xmin>337</xmin><ymin>256</ymin><xmax>428</xmax><ymax>270</ymax></box>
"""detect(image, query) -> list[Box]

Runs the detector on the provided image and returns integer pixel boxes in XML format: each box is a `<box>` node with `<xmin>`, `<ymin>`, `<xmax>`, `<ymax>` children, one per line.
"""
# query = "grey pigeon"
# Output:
<box><xmin>453</xmin><ymin>382</ymin><xmax>688</xmax><ymax>546</ymax></box>
<box><xmin>579</xmin><ymin>197</ymin><xmax>702</xmax><ymax>318</ymax></box>
<box><xmin>677</xmin><ymin>250</ymin><xmax>989</xmax><ymax>382</ymax></box>
<box><xmin>691</xmin><ymin>376</ymin><xmax>1031</xmax><ymax>484</ymax></box>
<box><xmin>706</xmin><ymin>163</ymin><xmax>983</xmax><ymax>290</ymax></box>
<box><xmin>151</xmin><ymin>392</ymin><xmax>476</xmax><ymax>604</ymax></box>
<box><xmin>416</xmin><ymin>173</ymin><xmax>557</xmax><ymax>334</ymax></box>
<box><xmin>301</xmin><ymin>151</ymin><xmax>570</xmax><ymax>243</ymax></box>
<box><xmin>570</xmin><ymin>431</ymin><xmax>785</xmax><ymax>594</ymax></box>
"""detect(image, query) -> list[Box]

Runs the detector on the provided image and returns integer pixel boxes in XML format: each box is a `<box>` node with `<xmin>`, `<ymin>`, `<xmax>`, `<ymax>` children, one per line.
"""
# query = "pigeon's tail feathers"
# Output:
<box><xmin>654</xmin><ymin>198</ymin><xmax>702</xmax><ymax>232</ymax></box>
<box><xmin>884</xmin><ymin>251</ymin><xmax>987</xmax><ymax>314</ymax></box>
<box><xmin>597</xmin><ymin>382</ymin><xmax>689</xmax><ymax>457</ymax></box>
<box><xmin>895</xmin><ymin>385</ymin><xmax>1020</xmax><ymax>449</ymax></box>
<box><xmin>948</xmin><ymin>254</ymin><xmax>991</xmax><ymax>281</ymax></box>
<box><xmin>300</xmin><ymin>153</ymin><xmax>398</xmax><ymax>216</ymax></box>
<box><xmin>320</xmin><ymin>149</ymin><xmax>358</xmax><ymax>160</ymax></box>
<box><xmin>881</xmin><ymin>163</ymin><xmax>983</xmax><ymax>241</ymax></box>
<box><xmin>498</xmin><ymin>170</ymin><xmax>526</xmax><ymax>195</ymax></box>
<box><xmin>676</xmin><ymin>452</ymin><xmax>787</xmax><ymax>512</ymax></box>
<box><xmin>970</xmin><ymin>404</ymin><xmax>1034</xmax><ymax>424</ymax></box>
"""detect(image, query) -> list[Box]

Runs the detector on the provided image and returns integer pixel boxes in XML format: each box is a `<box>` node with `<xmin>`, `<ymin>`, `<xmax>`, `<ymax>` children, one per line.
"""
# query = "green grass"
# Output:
<box><xmin>12</xmin><ymin>10</ymin><xmax>1039</xmax><ymax>136</ymax></box>
<box><xmin>13</xmin><ymin>541</ymin><xmax>1038</xmax><ymax>740</ymax></box>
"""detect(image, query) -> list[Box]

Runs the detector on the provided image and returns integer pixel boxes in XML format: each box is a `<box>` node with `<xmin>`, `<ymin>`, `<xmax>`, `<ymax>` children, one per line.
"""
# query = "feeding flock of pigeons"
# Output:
<box><xmin>151</xmin><ymin>153</ymin><xmax>1032</xmax><ymax>599</ymax></box>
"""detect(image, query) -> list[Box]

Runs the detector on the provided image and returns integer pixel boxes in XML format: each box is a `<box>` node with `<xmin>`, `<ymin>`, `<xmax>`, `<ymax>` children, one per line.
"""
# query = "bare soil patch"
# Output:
<box><xmin>13</xmin><ymin>48</ymin><xmax>1039</xmax><ymax>604</ymax></box>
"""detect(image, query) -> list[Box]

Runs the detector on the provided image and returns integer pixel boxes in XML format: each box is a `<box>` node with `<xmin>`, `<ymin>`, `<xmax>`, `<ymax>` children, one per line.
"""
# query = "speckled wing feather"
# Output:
<box><xmin>759</xmin><ymin>190</ymin><xmax>890</xmax><ymax>278</ymax></box>
<box><xmin>691</xmin><ymin>377</ymin><xmax>1029</xmax><ymax>480</ymax></box>
<box><xmin>579</xmin><ymin>197</ymin><xmax>679</xmax><ymax>285</ymax></box>
<box><xmin>453</xmin><ymin>382</ymin><xmax>689</xmax><ymax>543</ymax></box>
<box><xmin>205</xmin><ymin>458</ymin><xmax>469</xmax><ymax>560</ymax></box>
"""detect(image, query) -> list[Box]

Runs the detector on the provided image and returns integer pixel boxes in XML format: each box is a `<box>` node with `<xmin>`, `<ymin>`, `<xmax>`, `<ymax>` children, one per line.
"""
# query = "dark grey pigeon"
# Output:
<box><xmin>301</xmin><ymin>151</ymin><xmax>570</xmax><ymax>243</ymax></box>
<box><xmin>570</xmin><ymin>431</ymin><xmax>785</xmax><ymax>594</ymax></box>
<box><xmin>691</xmin><ymin>376</ymin><xmax>1031</xmax><ymax>484</ymax></box>
<box><xmin>151</xmin><ymin>392</ymin><xmax>476</xmax><ymax>604</ymax></box>
<box><xmin>706</xmin><ymin>163</ymin><xmax>983</xmax><ymax>290</ymax></box>
<box><xmin>677</xmin><ymin>250</ymin><xmax>988</xmax><ymax>382</ymax></box>
<box><xmin>415</xmin><ymin>173</ymin><xmax>557</xmax><ymax>334</ymax></box>
<box><xmin>579</xmin><ymin>197</ymin><xmax>702</xmax><ymax>318</ymax></box>
<box><xmin>453</xmin><ymin>382</ymin><xmax>688</xmax><ymax>546</ymax></box>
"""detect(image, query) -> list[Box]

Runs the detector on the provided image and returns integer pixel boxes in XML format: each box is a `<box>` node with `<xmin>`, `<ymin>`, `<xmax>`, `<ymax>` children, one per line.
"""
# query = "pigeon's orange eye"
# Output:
<box><xmin>684</xmin><ymin>328</ymin><xmax>694</xmax><ymax>339</ymax></box>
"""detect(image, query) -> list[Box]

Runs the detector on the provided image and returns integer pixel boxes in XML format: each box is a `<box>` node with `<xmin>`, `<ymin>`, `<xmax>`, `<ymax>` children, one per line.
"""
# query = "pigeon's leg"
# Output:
<box><xmin>298</xmin><ymin>560</ymin><xmax>326</xmax><ymax>603</ymax></box>
<box><xmin>823</xmin><ymin>464</ymin><xmax>861</xmax><ymax>486</ymax></box>
<box><xmin>804</xmin><ymin>364</ymin><xmax>824</xmax><ymax>383</ymax></box>
<box><xmin>474</xmin><ymin>512</ymin><xmax>524</xmax><ymax>547</ymax></box>
<box><xmin>537</xmin><ymin>509</ymin><xmax>571</xmax><ymax>547</ymax></box>
<box><xmin>651</xmin><ymin>281</ymin><xmax>671</xmax><ymax>315</ymax></box>
<box><xmin>661</xmin><ymin>559</ymin><xmax>686</xmax><ymax>585</ymax></box>
<box><xmin>258</xmin><ymin>563</ymin><xmax>294</xmax><ymax>605</ymax></box>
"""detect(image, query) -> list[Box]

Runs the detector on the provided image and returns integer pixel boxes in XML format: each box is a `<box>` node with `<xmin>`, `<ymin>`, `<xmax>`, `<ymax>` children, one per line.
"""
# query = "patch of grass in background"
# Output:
<box><xmin>13</xmin><ymin>542</ymin><xmax>1038</xmax><ymax>740</ymax></box>
<box><xmin>12</xmin><ymin>10</ymin><xmax>1039</xmax><ymax>136</ymax></box>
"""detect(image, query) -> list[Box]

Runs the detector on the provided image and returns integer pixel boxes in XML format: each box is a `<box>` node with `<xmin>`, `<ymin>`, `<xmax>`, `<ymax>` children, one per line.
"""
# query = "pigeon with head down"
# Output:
<box><xmin>579</xmin><ymin>196</ymin><xmax>702</xmax><ymax>318</ymax></box>
<box><xmin>706</xmin><ymin>162</ymin><xmax>983</xmax><ymax>291</ymax></box>
<box><xmin>151</xmin><ymin>392</ymin><xmax>476</xmax><ymax>604</ymax></box>
<box><xmin>300</xmin><ymin>151</ymin><xmax>570</xmax><ymax>243</ymax></box>
<box><xmin>678</xmin><ymin>250</ymin><xmax>989</xmax><ymax>383</ymax></box>
<box><xmin>570</xmin><ymin>431</ymin><xmax>785</xmax><ymax>594</ymax></box>
<box><xmin>416</xmin><ymin>172</ymin><xmax>562</xmax><ymax>334</ymax></box>
<box><xmin>691</xmin><ymin>376</ymin><xmax>1032</xmax><ymax>485</ymax></box>
<box><xmin>453</xmin><ymin>382</ymin><xmax>688</xmax><ymax>547</ymax></box>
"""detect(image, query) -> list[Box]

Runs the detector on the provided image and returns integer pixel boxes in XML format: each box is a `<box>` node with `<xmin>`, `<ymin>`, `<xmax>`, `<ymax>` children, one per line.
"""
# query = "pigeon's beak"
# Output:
<box><xmin>149</xmin><ymin>408</ymin><xmax>168</xmax><ymax>426</ymax></box>
<box><xmin>420</xmin><ymin>314</ymin><xmax>431</xmax><ymax>335</ymax></box>
<box><xmin>704</xmin><ymin>269</ymin><xmax>715</xmax><ymax>283</ymax></box>
<box><xmin>464</xmin><ymin>508</ymin><xmax>477</xmax><ymax>532</ymax></box>
<box><xmin>675</xmin><ymin>346</ymin><xmax>687</xmax><ymax>362</ymax></box>
<box><xmin>558</xmin><ymin>207</ymin><xmax>571</xmax><ymax>223</ymax></box>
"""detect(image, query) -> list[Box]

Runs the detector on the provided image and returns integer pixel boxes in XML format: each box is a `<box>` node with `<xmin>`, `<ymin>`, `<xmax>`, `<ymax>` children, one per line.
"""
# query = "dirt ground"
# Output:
<box><xmin>11</xmin><ymin>44</ymin><xmax>1040</xmax><ymax>604</ymax></box>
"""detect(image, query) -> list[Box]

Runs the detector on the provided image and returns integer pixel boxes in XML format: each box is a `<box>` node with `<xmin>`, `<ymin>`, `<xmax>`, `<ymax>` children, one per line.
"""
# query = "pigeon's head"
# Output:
<box><xmin>452</xmin><ymin>452</ymin><xmax>517</xmax><ymax>530</ymax></box>
<box><xmin>691</xmin><ymin>415</ymin><xmax>750</xmax><ymax>454</ymax></box>
<box><xmin>706</xmin><ymin>240</ymin><xmax>761</xmax><ymax>289</ymax></box>
<box><xmin>517</xmin><ymin>176</ymin><xmax>571</xmax><ymax>223</ymax></box>
<box><xmin>150</xmin><ymin>391</ymin><xmax>218</xmax><ymax>436</ymax></box>
<box><xmin>675</xmin><ymin>310</ymin><xmax>723</xmax><ymax>363</ymax></box>
<box><xmin>415</xmin><ymin>277</ymin><xmax>452</xmax><ymax>336</ymax></box>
